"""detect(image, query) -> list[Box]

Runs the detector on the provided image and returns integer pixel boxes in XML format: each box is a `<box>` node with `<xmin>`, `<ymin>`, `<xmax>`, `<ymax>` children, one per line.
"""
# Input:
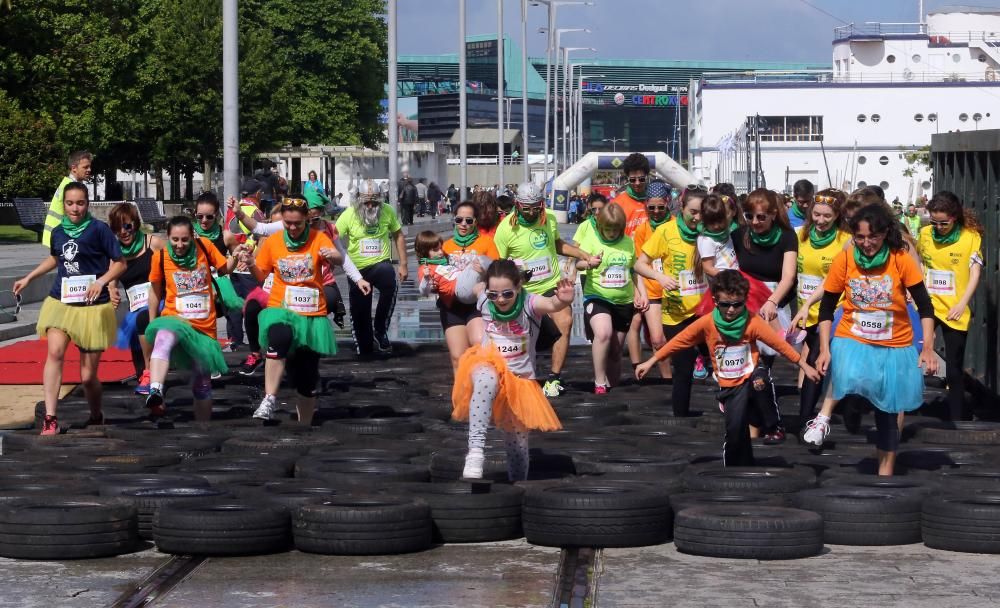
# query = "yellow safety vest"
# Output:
<box><xmin>43</xmin><ymin>176</ymin><xmax>74</xmax><ymax>247</ymax></box>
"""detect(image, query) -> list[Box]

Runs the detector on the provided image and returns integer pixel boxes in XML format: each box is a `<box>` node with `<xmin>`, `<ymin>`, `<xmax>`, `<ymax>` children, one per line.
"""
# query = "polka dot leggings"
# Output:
<box><xmin>469</xmin><ymin>365</ymin><xmax>530</xmax><ymax>481</ymax></box>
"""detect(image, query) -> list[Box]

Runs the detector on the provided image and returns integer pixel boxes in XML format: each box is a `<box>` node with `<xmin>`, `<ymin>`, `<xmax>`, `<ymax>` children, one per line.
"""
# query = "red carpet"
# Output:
<box><xmin>0</xmin><ymin>340</ymin><xmax>135</xmax><ymax>384</ymax></box>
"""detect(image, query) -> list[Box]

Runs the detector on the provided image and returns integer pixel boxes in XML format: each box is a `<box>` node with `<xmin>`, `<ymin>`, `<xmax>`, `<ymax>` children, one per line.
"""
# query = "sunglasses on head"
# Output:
<box><xmin>282</xmin><ymin>198</ymin><xmax>307</xmax><ymax>209</ymax></box>
<box><xmin>485</xmin><ymin>289</ymin><xmax>517</xmax><ymax>301</ymax></box>
<box><xmin>716</xmin><ymin>300</ymin><xmax>746</xmax><ymax>310</ymax></box>
<box><xmin>743</xmin><ymin>212</ymin><xmax>771</xmax><ymax>222</ymax></box>
<box><xmin>454</xmin><ymin>217</ymin><xmax>475</xmax><ymax>225</ymax></box>
<box><xmin>687</xmin><ymin>184</ymin><xmax>708</xmax><ymax>192</ymax></box>
<box><xmin>627</xmin><ymin>176</ymin><xmax>647</xmax><ymax>184</ymax></box>
<box><xmin>195</xmin><ymin>214</ymin><xmax>215</xmax><ymax>221</ymax></box>
<box><xmin>814</xmin><ymin>195</ymin><xmax>837</xmax><ymax>204</ymax></box>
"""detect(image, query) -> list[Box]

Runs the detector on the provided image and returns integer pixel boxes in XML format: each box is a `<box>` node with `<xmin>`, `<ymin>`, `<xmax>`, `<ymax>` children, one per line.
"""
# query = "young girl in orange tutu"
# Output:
<box><xmin>453</xmin><ymin>259</ymin><xmax>575</xmax><ymax>480</ymax></box>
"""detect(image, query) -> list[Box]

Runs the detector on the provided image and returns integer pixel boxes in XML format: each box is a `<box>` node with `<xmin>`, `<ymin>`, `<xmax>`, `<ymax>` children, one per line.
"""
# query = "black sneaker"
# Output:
<box><xmin>333</xmin><ymin>312</ymin><xmax>346</xmax><ymax>329</ymax></box>
<box><xmin>375</xmin><ymin>333</ymin><xmax>393</xmax><ymax>353</ymax></box>
<box><xmin>146</xmin><ymin>388</ymin><xmax>165</xmax><ymax>418</ymax></box>
<box><xmin>238</xmin><ymin>352</ymin><xmax>264</xmax><ymax>376</ymax></box>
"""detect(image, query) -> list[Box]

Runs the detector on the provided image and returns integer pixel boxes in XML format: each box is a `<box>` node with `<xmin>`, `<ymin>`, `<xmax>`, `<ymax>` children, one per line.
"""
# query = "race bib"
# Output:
<box><xmin>851</xmin><ymin>310</ymin><xmax>893</xmax><ymax>341</ymax></box>
<box><xmin>434</xmin><ymin>264</ymin><xmax>459</xmax><ymax>281</ymax></box>
<box><xmin>601</xmin><ymin>265</ymin><xmax>628</xmax><ymax>289</ymax></box>
<box><xmin>521</xmin><ymin>257</ymin><xmax>553</xmax><ymax>281</ymax></box>
<box><xmin>652</xmin><ymin>259</ymin><xmax>664</xmax><ymax>273</ymax></box>
<box><xmin>60</xmin><ymin>275</ymin><xmax>96</xmax><ymax>304</ymax></box>
<box><xmin>677</xmin><ymin>269</ymin><xmax>707</xmax><ymax>297</ymax></box>
<box><xmin>926</xmin><ymin>269</ymin><xmax>956</xmax><ymax>296</ymax></box>
<box><xmin>493</xmin><ymin>335</ymin><xmax>528</xmax><ymax>362</ymax></box>
<box><xmin>262</xmin><ymin>273</ymin><xmax>274</xmax><ymax>292</ymax></box>
<box><xmin>178</xmin><ymin>293</ymin><xmax>210</xmax><ymax>320</ymax></box>
<box><xmin>126</xmin><ymin>282</ymin><xmax>150</xmax><ymax>312</ymax></box>
<box><xmin>284</xmin><ymin>285</ymin><xmax>320</xmax><ymax>313</ymax></box>
<box><xmin>360</xmin><ymin>238</ymin><xmax>383</xmax><ymax>258</ymax></box>
<box><xmin>798</xmin><ymin>274</ymin><xmax>822</xmax><ymax>301</ymax></box>
<box><xmin>716</xmin><ymin>344</ymin><xmax>754</xmax><ymax>380</ymax></box>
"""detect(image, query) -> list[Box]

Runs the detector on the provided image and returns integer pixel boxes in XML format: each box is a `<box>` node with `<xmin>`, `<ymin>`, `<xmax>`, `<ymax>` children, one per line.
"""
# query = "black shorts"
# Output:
<box><xmin>438</xmin><ymin>300</ymin><xmax>479</xmax><ymax>330</ymax></box>
<box><xmin>584</xmin><ymin>299</ymin><xmax>635</xmax><ymax>341</ymax></box>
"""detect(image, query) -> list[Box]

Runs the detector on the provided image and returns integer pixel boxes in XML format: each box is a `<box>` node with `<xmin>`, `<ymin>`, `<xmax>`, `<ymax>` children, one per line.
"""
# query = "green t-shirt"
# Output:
<box><xmin>575</xmin><ymin>228</ymin><xmax>636</xmax><ymax>305</ymax></box>
<box><xmin>571</xmin><ymin>219</ymin><xmax>593</xmax><ymax>246</ymax></box>
<box><xmin>494</xmin><ymin>211</ymin><xmax>561</xmax><ymax>295</ymax></box>
<box><xmin>335</xmin><ymin>204</ymin><xmax>402</xmax><ymax>270</ymax></box>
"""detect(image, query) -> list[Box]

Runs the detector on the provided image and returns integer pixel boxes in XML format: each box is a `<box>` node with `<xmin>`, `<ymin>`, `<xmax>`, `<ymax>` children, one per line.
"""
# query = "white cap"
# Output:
<box><xmin>514</xmin><ymin>182</ymin><xmax>544</xmax><ymax>205</ymax></box>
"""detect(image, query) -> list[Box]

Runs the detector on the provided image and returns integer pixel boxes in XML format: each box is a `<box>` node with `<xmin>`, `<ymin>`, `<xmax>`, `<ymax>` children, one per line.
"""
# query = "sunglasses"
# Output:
<box><xmin>743</xmin><ymin>212</ymin><xmax>771</xmax><ymax>222</ymax></box>
<box><xmin>627</xmin><ymin>176</ymin><xmax>647</xmax><ymax>184</ymax></box>
<box><xmin>308</xmin><ymin>216</ymin><xmax>324</xmax><ymax>224</ymax></box>
<box><xmin>716</xmin><ymin>300</ymin><xmax>746</xmax><ymax>310</ymax></box>
<box><xmin>363</xmin><ymin>200</ymin><xmax>381</xmax><ymax>207</ymax></box>
<box><xmin>928</xmin><ymin>219</ymin><xmax>953</xmax><ymax>227</ymax></box>
<box><xmin>195</xmin><ymin>214</ymin><xmax>215</xmax><ymax>221</ymax></box>
<box><xmin>454</xmin><ymin>217</ymin><xmax>475</xmax><ymax>225</ymax></box>
<box><xmin>687</xmin><ymin>184</ymin><xmax>708</xmax><ymax>192</ymax></box>
<box><xmin>646</xmin><ymin>205</ymin><xmax>667</xmax><ymax>212</ymax></box>
<box><xmin>119</xmin><ymin>222</ymin><xmax>135</xmax><ymax>232</ymax></box>
<box><xmin>814</xmin><ymin>195</ymin><xmax>837</xmax><ymax>204</ymax></box>
<box><xmin>282</xmin><ymin>198</ymin><xmax>307</xmax><ymax>209</ymax></box>
<box><xmin>485</xmin><ymin>289</ymin><xmax>517</xmax><ymax>301</ymax></box>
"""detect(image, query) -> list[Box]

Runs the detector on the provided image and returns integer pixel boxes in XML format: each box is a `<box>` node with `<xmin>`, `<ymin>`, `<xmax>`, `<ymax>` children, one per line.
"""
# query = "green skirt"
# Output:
<box><xmin>258</xmin><ymin>308</ymin><xmax>337</xmax><ymax>356</ymax></box>
<box><xmin>215</xmin><ymin>275</ymin><xmax>245</xmax><ymax>311</ymax></box>
<box><xmin>144</xmin><ymin>316</ymin><xmax>228</xmax><ymax>375</ymax></box>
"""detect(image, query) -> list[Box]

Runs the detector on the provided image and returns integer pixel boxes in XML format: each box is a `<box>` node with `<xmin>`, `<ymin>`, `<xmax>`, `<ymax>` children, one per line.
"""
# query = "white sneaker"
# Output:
<box><xmin>253</xmin><ymin>396</ymin><xmax>276</xmax><ymax>421</ymax></box>
<box><xmin>802</xmin><ymin>416</ymin><xmax>831</xmax><ymax>446</ymax></box>
<box><xmin>462</xmin><ymin>448</ymin><xmax>485</xmax><ymax>479</ymax></box>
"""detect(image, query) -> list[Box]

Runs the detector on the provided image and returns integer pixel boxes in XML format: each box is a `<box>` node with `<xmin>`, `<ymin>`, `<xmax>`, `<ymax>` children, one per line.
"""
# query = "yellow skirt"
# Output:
<box><xmin>452</xmin><ymin>345</ymin><xmax>562</xmax><ymax>433</ymax></box>
<box><xmin>37</xmin><ymin>297</ymin><xmax>116</xmax><ymax>352</ymax></box>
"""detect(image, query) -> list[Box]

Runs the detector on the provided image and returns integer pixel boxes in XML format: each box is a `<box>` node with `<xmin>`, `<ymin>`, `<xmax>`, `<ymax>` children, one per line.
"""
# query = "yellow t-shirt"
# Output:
<box><xmin>641</xmin><ymin>220</ymin><xmax>705</xmax><ymax>326</ymax></box>
<box><xmin>796</xmin><ymin>230</ymin><xmax>851</xmax><ymax>328</ymax></box>
<box><xmin>917</xmin><ymin>225</ymin><xmax>983</xmax><ymax>330</ymax></box>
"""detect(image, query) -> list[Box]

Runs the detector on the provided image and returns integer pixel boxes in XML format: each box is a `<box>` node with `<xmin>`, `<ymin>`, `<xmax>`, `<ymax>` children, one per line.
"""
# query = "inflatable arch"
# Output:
<box><xmin>548</xmin><ymin>152</ymin><xmax>700</xmax><ymax>223</ymax></box>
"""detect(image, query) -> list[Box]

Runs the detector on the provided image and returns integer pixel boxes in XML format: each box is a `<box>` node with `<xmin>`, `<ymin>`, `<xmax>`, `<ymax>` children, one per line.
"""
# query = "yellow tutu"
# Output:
<box><xmin>37</xmin><ymin>297</ymin><xmax>116</xmax><ymax>352</ymax></box>
<box><xmin>452</xmin><ymin>344</ymin><xmax>562</xmax><ymax>433</ymax></box>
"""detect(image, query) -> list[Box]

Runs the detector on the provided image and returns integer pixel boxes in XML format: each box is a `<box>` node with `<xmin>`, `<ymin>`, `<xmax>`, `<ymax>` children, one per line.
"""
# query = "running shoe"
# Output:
<box><xmin>462</xmin><ymin>448</ymin><xmax>485</xmax><ymax>479</ymax></box>
<box><xmin>146</xmin><ymin>388</ymin><xmax>166</xmax><ymax>418</ymax></box>
<box><xmin>40</xmin><ymin>415</ymin><xmax>59</xmax><ymax>436</ymax></box>
<box><xmin>135</xmin><ymin>370</ymin><xmax>151</xmax><ymax>395</ymax></box>
<box><xmin>85</xmin><ymin>412</ymin><xmax>105</xmax><ymax>427</ymax></box>
<box><xmin>693</xmin><ymin>355</ymin><xmax>708</xmax><ymax>380</ymax></box>
<box><xmin>542</xmin><ymin>376</ymin><xmax>565</xmax><ymax>398</ymax></box>
<box><xmin>763</xmin><ymin>428</ymin><xmax>786</xmax><ymax>445</ymax></box>
<box><xmin>802</xmin><ymin>416</ymin><xmax>831</xmax><ymax>446</ymax></box>
<box><xmin>375</xmin><ymin>333</ymin><xmax>393</xmax><ymax>354</ymax></box>
<box><xmin>333</xmin><ymin>312</ymin><xmax>346</xmax><ymax>329</ymax></box>
<box><xmin>225</xmin><ymin>342</ymin><xmax>242</xmax><ymax>353</ymax></box>
<box><xmin>238</xmin><ymin>352</ymin><xmax>263</xmax><ymax>376</ymax></box>
<box><xmin>593</xmin><ymin>384</ymin><xmax>609</xmax><ymax>395</ymax></box>
<box><xmin>210</xmin><ymin>371</ymin><xmax>222</xmax><ymax>380</ymax></box>
<box><xmin>253</xmin><ymin>395</ymin><xmax>277</xmax><ymax>421</ymax></box>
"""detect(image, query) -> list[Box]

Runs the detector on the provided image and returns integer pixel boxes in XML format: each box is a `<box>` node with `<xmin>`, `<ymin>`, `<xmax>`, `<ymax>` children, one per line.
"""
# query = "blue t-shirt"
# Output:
<box><xmin>48</xmin><ymin>220</ymin><xmax>122</xmax><ymax>305</ymax></box>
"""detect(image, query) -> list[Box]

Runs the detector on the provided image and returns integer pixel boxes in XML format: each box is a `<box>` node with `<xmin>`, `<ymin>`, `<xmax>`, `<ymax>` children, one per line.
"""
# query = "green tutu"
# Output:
<box><xmin>144</xmin><ymin>316</ymin><xmax>228</xmax><ymax>375</ymax></box>
<box><xmin>215</xmin><ymin>274</ymin><xmax>245</xmax><ymax>311</ymax></box>
<box><xmin>258</xmin><ymin>308</ymin><xmax>337</xmax><ymax>356</ymax></box>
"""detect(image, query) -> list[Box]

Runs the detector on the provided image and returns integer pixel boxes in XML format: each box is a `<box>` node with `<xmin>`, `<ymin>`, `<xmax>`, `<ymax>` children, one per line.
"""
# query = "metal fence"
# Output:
<box><xmin>931</xmin><ymin>129</ymin><xmax>1000</xmax><ymax>390</ymax></box>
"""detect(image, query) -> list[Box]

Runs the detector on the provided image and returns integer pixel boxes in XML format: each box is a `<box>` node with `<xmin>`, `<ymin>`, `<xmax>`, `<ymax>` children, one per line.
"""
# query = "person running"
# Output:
<box><xmin>243</xmin><ymin>197</ymin><xmax>341</xmax><ymax>425</ymax></box>
<box><xmin>903</xmin><ymin>204</ymin><xmax>923</xmax><ymax>240</ymax></box>
<box><xmin>611</xmin><ymin>153</ymin><xmax>651</xmax><ymax>236</ymax></box>
<box><xmin>336</xmin><ymin>179</ymin><xmax>407</xmax><ymax>357</ymax></box>
<box><xmin>13</xmin><ymin>183</ymin><xmax>125</xmax><ymax>434</ymax></box>
<box><xmin>145</xmin><ymin>216</ymin><xmax>239</xmax><ymax>420</ymax></box>
<box><xmin>232</xmin><ymin>206</ymin><xmax>285</xmax><ymax>376</ymax></box>
<box><xmin>803</xmin><ymin>203</ymin><xmax>938</xmax><ymax>476</ymax></box>
<box><xmin>575</xmin><ymin>202</ymin><xmax>644</xmax><ymax>393</ymax></box>
<box><xmin>636</xmin><ymin>270</ymin><xmax>820</xmax><ymax>466</ymax></box>
<box><xmin>634</xmin><ymin>187</ymin><xmax>708</xmax><ymax>417</ymax></box>
<box><xmin>106</xmin><ymin>203</ymin><xmax>165</xmax><ymax>395</ymax></box>
<box><xmin>453</xmin><ymin>260</ymin><xmax>572</xmax><ymax>480</ymax></box>
<box><xmin>627</xmin><ymin>181</ymin><xmax>672</xmax><ymax>380</ymax></box>
<box><xmin>917</xmin><ymin>191</ymin><xmax>983</xmax><ymax>421</ymax></box>
<box><xmin>695</xmin><ymin>193</ymin><xmax>741</xmax><ymax>280</ymax></box>
<box><xmin>788</xmin><ymin>179</ymin><xmax>815</xmax><ymax>230</ymax></box>
<box><xmin>788</xmin><ymin>189</ymin><xmax>851</xmax><ymax>421</ymax></box>
<box><xmin>493</xmin><ymin>182</ymin><xmax>601</xmax><ymax>397</ymax></box>
<box><xmin>191</xmin><ymin>192</ymin><xmax>245</xmax><ymax>351</ymax></box>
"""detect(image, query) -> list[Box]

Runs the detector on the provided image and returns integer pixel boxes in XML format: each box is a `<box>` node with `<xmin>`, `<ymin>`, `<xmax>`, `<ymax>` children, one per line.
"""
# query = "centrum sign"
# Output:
<box><xmin>582</xmin><ymin>82</ymin><xmax>688</xmax><ymax>94</ymax></box>
<box><xmin>631</xmin><ymin>94</ymin><xmax>688</xmax><ymax>107</ymax></box>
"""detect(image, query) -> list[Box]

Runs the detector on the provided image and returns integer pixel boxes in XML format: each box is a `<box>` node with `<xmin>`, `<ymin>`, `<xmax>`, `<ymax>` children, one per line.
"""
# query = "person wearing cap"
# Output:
<box><xmin>612</xmin><ymin>152</ymin><xmax>652</xmax><ymax>237</ymax></box>
<box><xmin>493</xmin><ymin>182</ymin><xmax>601</xmax><ymax>397</ymax></box>
<box><xmin>336</xmin><ymin>179</ymin><xmax>407</xmax><ymax>356</ymax></box>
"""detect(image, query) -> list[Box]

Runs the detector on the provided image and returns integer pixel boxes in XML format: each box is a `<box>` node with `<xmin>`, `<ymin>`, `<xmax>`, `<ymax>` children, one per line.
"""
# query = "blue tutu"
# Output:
<box><xmin>829</xmin><ymin>337</ymin><xmax>923</xmax><ymax>414</ymax></box>
<box><xmin>115</xmin><ymin>306</ymin><xmax>147</xmax><ymax>350</ymax></box>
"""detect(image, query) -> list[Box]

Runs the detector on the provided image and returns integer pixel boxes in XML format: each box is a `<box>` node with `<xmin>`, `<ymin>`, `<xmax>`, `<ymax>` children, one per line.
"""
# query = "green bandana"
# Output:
<box><xmin>698</xmin><ymin>222</ymin><xmax>731</xmax><ymax>243</ymax></box>
<box><xmin>750</xmin><ymin>225</ymin><xmax>782</xmax><ymax>248</ymax></box>
<box><xmin>648</xmin><ymin>215</ymin><xmax>671</xmax><ymax>230</ymax></box>
<box><xmin>626</xmin><ymin>185</ymin><xmax>648</xmax><ymax>202</ymax></box>
<box><xmin>677</xmin><ymin>214</ymin><xmax>699</xmax><ymax>244</ymax></box>
<box><xmin>167</xmin><ymin>241</ymin><xmax>197</xmax><ymax>269</ymax></box>
<box><xmin>489</xmin><ymin>289</ymin><xmax>525</xmax><ymax>322</ymax></box>
<box><xmin>118</xmin><ymin>234</ymin><xmax>144</xmax><ymax>257</ymax></box>
<box><xmin>713</xmin><ymin>307</ymin><xmax>749</xmax><ymax>342</ymax></box>
<box><xmin>853</xmin><ymin>244</ymin><xmax>889</xmax><ymax>271</ymax></box>
<box><xmin>283</xmin><ymin>228</ymin><xmax>310</xmax><ymax>251</ymax></box>
<box><xmin>791</xmin><ymin>201</ymin><xmax>806</xmax><ymax>221</ymax></box>
<box><xmin>193</xmin><ymin>221</ymin><xmax>221</xmax><ymax>241</ymax></box>
<box><xmin>809</xmin><ymin>226</ymin><xmax>837</xmax><ymax>249</ymax></box>
<box><xmin>453</xmin><ymin>226</ymin><xmax>479</xmax><ymax>248</ymax></box>
<box><xmin>420</xmin><ymin>257</ymin><xmax>448</xmax><ymax>265</ymax></box>
<box><xmin>932</xmin><ymin>224</ymin><xmax>961</xmax><ymax>245</ymax></box>
<box><xmin>730</xmin><ymin>220</ymin><xmax>739</xmax><ymax>233</ymax></box>
<box><xmin>60</xmin><ymin>213</ymin><xmax>93</xmax><ymax>239</ymax></box>
<box><xmin>590</xmin><ymin>216</ymin><xmax>623</xmax><ymax>245</ymax></box>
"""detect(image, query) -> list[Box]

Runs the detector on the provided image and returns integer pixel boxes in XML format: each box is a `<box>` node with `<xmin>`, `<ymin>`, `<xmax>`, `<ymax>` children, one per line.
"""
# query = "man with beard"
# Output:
<box><xmin>336</xmin><ymin>179</ymin><xmax>408</xmax><ymax>356</ymax></box>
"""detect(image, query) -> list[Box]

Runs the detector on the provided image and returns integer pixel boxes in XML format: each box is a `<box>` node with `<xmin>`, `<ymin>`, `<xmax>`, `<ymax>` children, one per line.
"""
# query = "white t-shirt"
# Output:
<box><xmin>479</xmin><ymin>292</ymin><xmax>542</xmax><ymax>379</ymax></box>
<box><xmin>696</xmin><ymin>234</ymin><xmax>739</xmax><ymax>271</ymax></box>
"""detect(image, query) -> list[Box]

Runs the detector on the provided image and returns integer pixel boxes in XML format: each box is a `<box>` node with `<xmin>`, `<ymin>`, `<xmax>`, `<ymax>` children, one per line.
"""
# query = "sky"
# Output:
<box><xmin>396</xmin><ymin>0</ymin><xmax>1000</xmax><ymax>63</ymax></box>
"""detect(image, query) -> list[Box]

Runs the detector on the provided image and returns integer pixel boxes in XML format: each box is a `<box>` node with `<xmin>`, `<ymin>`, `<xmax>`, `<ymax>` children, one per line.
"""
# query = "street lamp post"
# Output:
<box><xmin>387</xmin><ymin>0</ymin><xmax>398</xmax><ymax>209</ymax></box>
<box><xmin>222</xmin><ymin>0</ymin><xmax>239</xmax><ymax>201</ymax></box>
<box><xmin>561</xmin><ymin>47</ymin><xmax>595</xmax><ymax>171</ymax></box>
<box><xmin>496</xmin><ymin>0</ymin><xmax>504</xmax><ymax>190</ymax></box>
<box><xmin>459</xmin><ymin>0</ymin><xmax>467</xmax><ymax>197</ymax></box>
<box><xmin>657</xmin><ymin>139</ymin><xmax>677</xmax><ymax>162</ymax></box>
<box><xmin>521</xmin><ymin>0</ymin><xmax>530</xmax><ymax>182</ymax></box>
<box><xmin>602</xmin><ymin>137</ymin><xmax>626</xmax><ymax>153</ymax></box>
<box><xmin>540</xmin><ymin>25</ymin><xmax>590</xmax><ymax>179</ymax></box>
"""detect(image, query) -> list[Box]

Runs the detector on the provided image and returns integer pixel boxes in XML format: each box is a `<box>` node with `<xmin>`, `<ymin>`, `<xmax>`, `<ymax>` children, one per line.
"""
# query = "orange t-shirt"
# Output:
<box><xmin>653</xmin><ymin>314</ymin><xmax>801</xmax><ymax>388</ymax></box>
<box><xmin>255</xmin><ymin>229</ymin><xmax>334</xmax><ymax>317</ymax></box>
<box><xmin>418</xmin><ymin>263</ymin><xmax>458</xmax><ymax>306</ymax></box>
<box><xmin>632</xmin><ymin>219</ymin><xmax>664</xmax><ymax>300</ymax></box>
<box><xmin>150</xmin><ymin>237</ymin><xmax>229</xmax><ymax>339</ymax></box>
<box><xmin>443</xmin><ymin>234</ymin><xmax>500</xmax><ymax>270</ymax></box>
<box><xmin>823</xmin><ymin>248</ymin><xmax>924</xmax><ymax>348</ymax></box>
<box><xmin>612</xmin><ymin>191</ymin><xmax>648</xmax><ymax>237</ymax></box>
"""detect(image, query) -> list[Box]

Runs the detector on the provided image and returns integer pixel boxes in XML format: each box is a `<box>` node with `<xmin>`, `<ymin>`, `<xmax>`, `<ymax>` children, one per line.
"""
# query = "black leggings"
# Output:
<box><xmin>799</xmin><ymin>325</ymin><xmax>824</xmax><ymax>420</ymax></box>
<box><xmin>129</xmin><ymin>308</ymin><xmax>152</xmax><ymax>375</ymax></box>
<box><xmin>349</xmin><ymin>261</ymin><xmax>398</xmax><ymax>355</ymax></box>
<box><xmin>265</xmin><ymin>323</ymin><xmax>321</xmax><ymax>397</ymax></box>
<box><xmin>935</xmin><ymin>317</ymin><xmax>969</xmax><ymax>421</ymax></box>
<box><xmin>245</xmin><ymin>299</ymin><xmax>264</xmax><ymax>353</ymax></box>
<box><xmin>873</xmin><ymin>409</ymin><xmax>900</xmax><ymax>452</ymax></box>
<box><xmin>663</xmin><ymin>317</ymin><xmax>700</xmax><ymax>417</ymax></box>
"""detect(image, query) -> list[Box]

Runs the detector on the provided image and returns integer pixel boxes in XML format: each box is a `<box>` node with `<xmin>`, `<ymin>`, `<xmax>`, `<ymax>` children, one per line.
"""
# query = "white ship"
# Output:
<box><xmin>688</xmin><ymin>5</ymin><xmax>1000</xmax><ymax>202</ymax></box>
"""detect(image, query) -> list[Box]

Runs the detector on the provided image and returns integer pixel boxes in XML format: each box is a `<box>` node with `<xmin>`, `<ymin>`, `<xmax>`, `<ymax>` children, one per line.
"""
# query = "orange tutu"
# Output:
<box><xmin>451</xmin><ymin>345</ymin><xmax>562</xmax><ymax>433</ymax></box>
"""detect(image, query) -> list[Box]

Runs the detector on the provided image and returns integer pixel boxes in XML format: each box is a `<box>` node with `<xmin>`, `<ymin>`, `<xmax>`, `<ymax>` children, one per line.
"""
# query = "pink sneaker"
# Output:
<box><xmin>40</xmin><ymin>415</ymin><xmax>59</xmax><ymax>436</ymax></box>
<box><xmin>593</xmin><ymin>384</ymin><xmax>609</xmax><ymax>395</ymax></box>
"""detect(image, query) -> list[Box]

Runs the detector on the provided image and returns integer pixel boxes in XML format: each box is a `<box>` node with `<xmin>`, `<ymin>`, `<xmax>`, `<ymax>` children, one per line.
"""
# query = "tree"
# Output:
<box><xmin>0</xmin><ymin>92</ymin><xmax>65</xmax><ymax>198</ymax></box>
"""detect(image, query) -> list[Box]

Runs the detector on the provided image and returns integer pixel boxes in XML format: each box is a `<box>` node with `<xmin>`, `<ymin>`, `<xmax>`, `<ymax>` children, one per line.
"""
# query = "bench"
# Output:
<box><xmin>12</xmin><ymin>198</ymin><xmax>46</xmax><ymax>242</ymax></box>
<box><xmin>135</xmin><ymin>198</ymin><xmax>167</xmax><ymax>231</ymax></box>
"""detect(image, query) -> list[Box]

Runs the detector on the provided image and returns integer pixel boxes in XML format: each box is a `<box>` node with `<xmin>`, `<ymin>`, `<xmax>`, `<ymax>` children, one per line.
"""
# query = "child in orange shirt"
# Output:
<box><xmin>636</xmin><ymin>270</ymin><xmax>820</xmax><ymax>466</ymax></box>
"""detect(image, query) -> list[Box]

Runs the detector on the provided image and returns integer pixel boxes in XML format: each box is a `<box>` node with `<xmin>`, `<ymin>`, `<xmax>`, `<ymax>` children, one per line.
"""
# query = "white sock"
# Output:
<box><xmin>150</xmin><ymin>382</ymin><xmax>164</xmax><ymax>392</ymax></box>
<box><xmin>815</xmin><ymin>413</ymin><xmax>830</xmax><ymax>422</ymax></box>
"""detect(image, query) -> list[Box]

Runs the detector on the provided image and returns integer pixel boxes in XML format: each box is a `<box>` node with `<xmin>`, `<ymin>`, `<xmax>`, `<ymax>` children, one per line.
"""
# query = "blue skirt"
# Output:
<box><xmin>115</xmin><ymin>306</ymin><xmax>147</xmax><ymax>351</ymax></box>
<box><xmin>829</xmin><ymin>337</ymin><xmax>924</xmax><ymax>414</ymax></box>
